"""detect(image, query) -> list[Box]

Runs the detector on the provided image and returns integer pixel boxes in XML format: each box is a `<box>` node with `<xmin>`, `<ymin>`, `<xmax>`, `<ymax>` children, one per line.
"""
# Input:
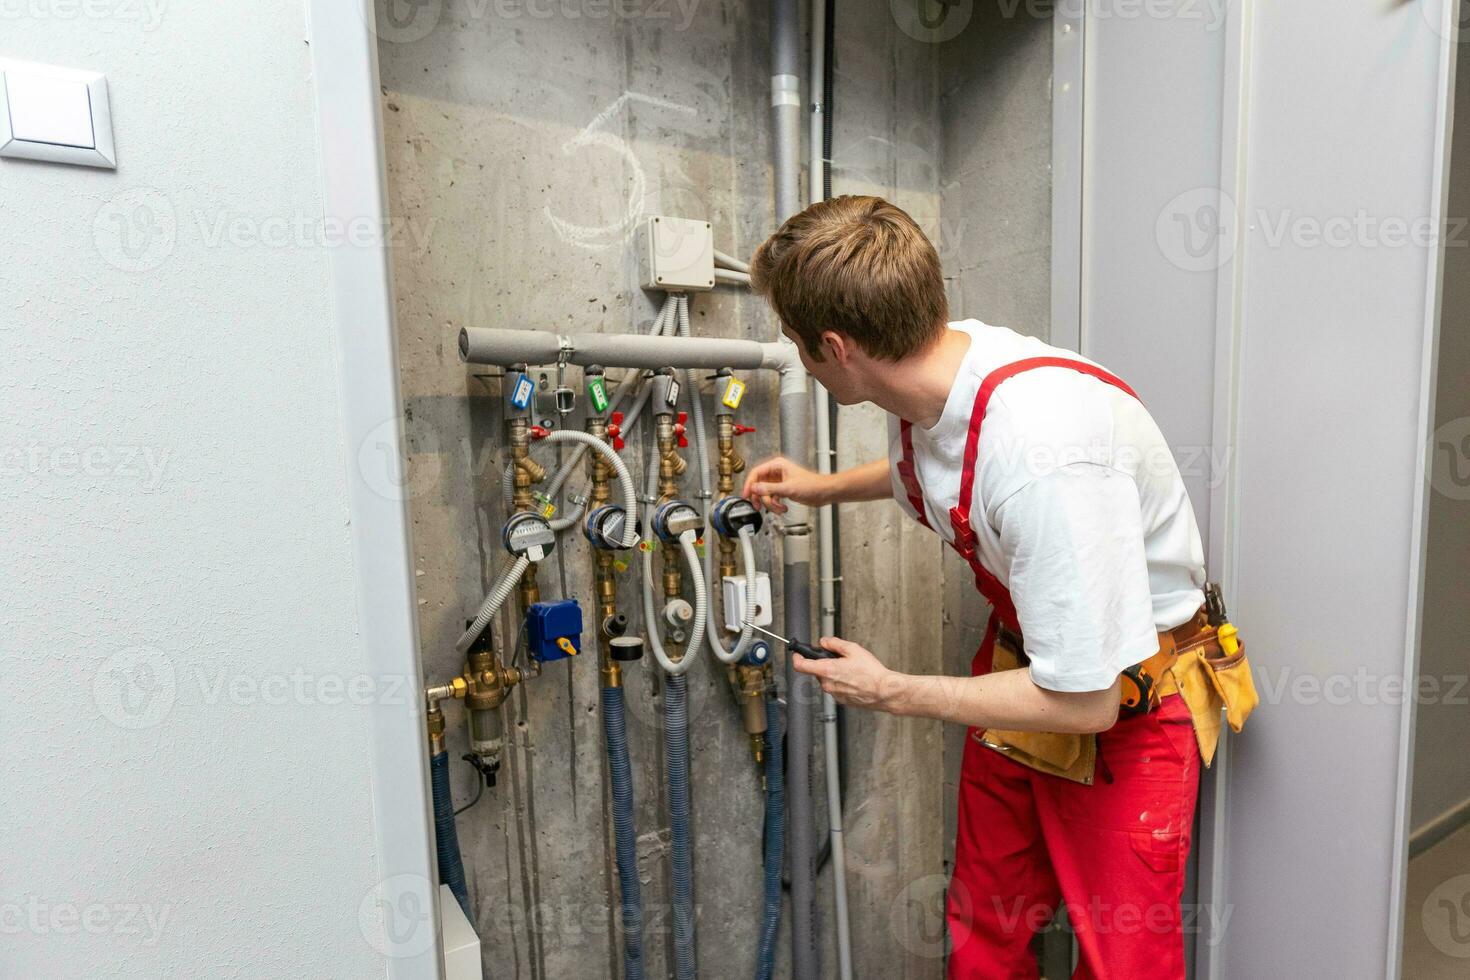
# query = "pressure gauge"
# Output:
<box><xmin>652</xmin><ymin>500</ymin><xmax>703</xmax><ymax>542</ymax></box>
<box><xmin>583</xmin><ymin>504</ymin><xmax>639</xmax><ymax>551</ymax></box>
<box><xmin>711</xmin><ymin>496</ymin><xmax>763</xmax><ymax>537</ymax></box>
<box><xmin>502</xmin><ymin>512</ymin><xmax>556</xmax><ymax>561</ymax></box>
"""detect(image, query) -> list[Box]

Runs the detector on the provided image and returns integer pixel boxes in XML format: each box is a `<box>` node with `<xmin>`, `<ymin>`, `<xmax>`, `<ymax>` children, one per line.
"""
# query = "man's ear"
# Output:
<box><xmin>821</xmin><ymin>330</ymin><xmax>849</xmax><ymax>364</ymax></box>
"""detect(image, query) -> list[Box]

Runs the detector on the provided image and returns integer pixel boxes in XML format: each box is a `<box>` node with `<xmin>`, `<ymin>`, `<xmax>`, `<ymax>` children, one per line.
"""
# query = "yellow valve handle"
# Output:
<box><xmin>557</xmin><ymin>636</ymin><xmax>578</xmax><ymax>657</ymax></box>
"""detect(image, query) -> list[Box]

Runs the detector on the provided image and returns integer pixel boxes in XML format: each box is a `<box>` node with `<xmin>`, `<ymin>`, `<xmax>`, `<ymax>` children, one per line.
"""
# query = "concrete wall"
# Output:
<box><xmin>935</xmin><ymin>0</ymin><xmax>1055</xmax><ymax>924</ymax></box>
<box><xmin>1411</xmin><ymin>23</ymin><xmax>1470</xmax><ymax>842</ymax></box>
<box><xmin>374</xmin><ymin>1</ymin><xmax>977</xmax><ymax>976</ymax></box>
<box><xmin>0</xmin><ymin>5</ymin><xmax>387</xmax><ymax>978</ymax></box>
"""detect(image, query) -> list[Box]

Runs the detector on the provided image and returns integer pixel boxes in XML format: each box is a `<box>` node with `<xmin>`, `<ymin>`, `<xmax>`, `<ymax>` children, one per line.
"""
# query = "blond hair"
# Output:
<box><xmin>750</xmin><ymin>195</ymin><xmax>947</xmax><ymax>361</ymax></box>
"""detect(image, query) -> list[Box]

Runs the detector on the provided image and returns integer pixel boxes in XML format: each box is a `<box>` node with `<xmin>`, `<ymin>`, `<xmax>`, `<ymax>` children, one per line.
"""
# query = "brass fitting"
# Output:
<box><xmin>426</xmin><ymin>704</ymin><xmax>446</xmax><ymax>755</ymax></box>
<box><xmin>656</xmin><ymin>413</ymin><xmax>685</xmax><ymax>600</ymax></box>
<box><xmin>587</xmin><ymin>415</ymin><xmax>623</xmax><ymax>688</ymax></box>
<box><xmin>507</xmin><ymin>415</ymin><xmax>544</xmax><ymax>611</ymax></box>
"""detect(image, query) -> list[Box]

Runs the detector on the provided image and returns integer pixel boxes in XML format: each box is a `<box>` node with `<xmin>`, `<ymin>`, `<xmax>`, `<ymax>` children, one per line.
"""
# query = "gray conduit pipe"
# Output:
<box><xmin>771</xmin><ymin>0</ymin><xmax>819</xmax><ymax>974</ymax></box>
<box><xmin>809</xmin><ymin>0</ymin><xmax>852</xmax><ymax>973</ymax></box>
<box><xmin>714</xmin><ymin>249</ymin><xmax>751</xmax><ymax>274</ymax></box>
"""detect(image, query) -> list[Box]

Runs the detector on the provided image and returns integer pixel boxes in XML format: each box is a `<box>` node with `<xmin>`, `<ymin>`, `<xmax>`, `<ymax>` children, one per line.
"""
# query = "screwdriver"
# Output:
<box><xmin>742</xmin><ymin>622</ymin><xmax>837</xmax><ymax>660</ymax></box>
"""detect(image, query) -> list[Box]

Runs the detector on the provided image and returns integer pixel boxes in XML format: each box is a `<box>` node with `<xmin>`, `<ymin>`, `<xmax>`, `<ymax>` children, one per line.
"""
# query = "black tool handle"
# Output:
<box><xmin>789</xmin><ymin>637</ymin><xmax>836</xmax><ymax>660</ymax></box>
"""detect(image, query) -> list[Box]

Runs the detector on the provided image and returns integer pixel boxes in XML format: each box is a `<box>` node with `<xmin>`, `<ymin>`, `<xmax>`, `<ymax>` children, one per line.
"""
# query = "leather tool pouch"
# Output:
<box><xmin>976</xmin><ymin>630</ymin><xmax>1097</xmax><ymax>785</ymax></box>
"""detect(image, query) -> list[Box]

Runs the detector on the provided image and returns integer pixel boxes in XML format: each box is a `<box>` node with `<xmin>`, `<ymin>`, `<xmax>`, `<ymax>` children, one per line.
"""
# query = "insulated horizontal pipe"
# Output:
<box><xmin>458</xmin><ymin>327</ymin><xmax>807</xmax><ymax>394</ymax></box>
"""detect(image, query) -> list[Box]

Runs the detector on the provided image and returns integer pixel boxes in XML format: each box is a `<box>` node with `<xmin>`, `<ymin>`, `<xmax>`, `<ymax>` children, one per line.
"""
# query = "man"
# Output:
<box><xmin>740</xmin><ymin>195</ymin><xmax>1254</xmax><ymax>978</ymax></box>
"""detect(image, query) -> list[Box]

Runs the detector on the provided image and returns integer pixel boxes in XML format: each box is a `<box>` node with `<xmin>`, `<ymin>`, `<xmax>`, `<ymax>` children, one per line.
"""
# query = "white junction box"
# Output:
<box><xmin>723</xmin><ymin>572</ymin><xmax>773</xmax><ymax>633</ymax></box>
<box><xmin>639</xmin><ymin>215</ymin><xmax>714</xmax><ymax>291</ymax></box>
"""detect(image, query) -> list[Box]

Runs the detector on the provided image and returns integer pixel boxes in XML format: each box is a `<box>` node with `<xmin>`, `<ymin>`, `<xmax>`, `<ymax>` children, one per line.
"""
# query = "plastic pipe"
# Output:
<box><xmin>640</xmin><ymin>528</ymin><xmax>708</xmax><ymax>677</ymax></box>
<box><xmin>714</xmin><ymin>249</ymin><xmax>751</xmax><ymax>274</ymax></box>
<box><xmin>771</xmin><ymin>0</ymin><xmax>818</xmax><ymax>973</ymax></box>
<box><xmin>666</xmin><ymin>671</ymin><xmax>696</xmax><ymax>979</ymax></box>
<box><xmin>430</xmin><ymin>750</ymin><xmax>471</xmax><ymax>916</ymax></box>
<box><xmin>715</xmin><ymin>269</ymin><xmax>752</xmax><ymax>287</ymax></box>
<box><xmin>461</xmin><ymin>327</ymin><xmax>803</xmax><ymax>379</ymax></box>
<box><xmin>756</xmin><ymin>696</ymin><xmax>786</xmax><ymax>980</ymax></box>
<box><xmin>602</xmin><ymin>686</ymin><xmax>645</xmax><ymax>980</ymax></box>
<box><xmin>455</xmin><ymin>554</ymin><xmax>530</xmax><ymax>655</ymax></box>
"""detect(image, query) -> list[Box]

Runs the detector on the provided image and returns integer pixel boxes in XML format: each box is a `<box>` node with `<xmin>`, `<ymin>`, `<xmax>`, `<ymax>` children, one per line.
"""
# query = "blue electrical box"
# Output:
<box><xmin>526</xmin><ymin>600</ymin><xmax>582</xmax><ymax>663</ymax></box>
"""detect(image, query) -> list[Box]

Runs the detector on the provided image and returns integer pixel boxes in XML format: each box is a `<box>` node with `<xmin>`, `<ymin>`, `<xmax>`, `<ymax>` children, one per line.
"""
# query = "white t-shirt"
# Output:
<box><xmin>886</xmin><ymin>320</ymin><xmax>1206</xmax><ymax>693</ymax></box>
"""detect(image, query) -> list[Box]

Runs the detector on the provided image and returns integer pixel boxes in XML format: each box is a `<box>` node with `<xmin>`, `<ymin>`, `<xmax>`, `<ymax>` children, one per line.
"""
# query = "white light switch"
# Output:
<box><xmin>8</xmin><ymin>73</ymin><xmax>95</xmax><ymax>147</ymax></box>
<box><xmin>0</xmin><ymin>59</ymin><xmax>116</xmax><ymax>169</ymax></box>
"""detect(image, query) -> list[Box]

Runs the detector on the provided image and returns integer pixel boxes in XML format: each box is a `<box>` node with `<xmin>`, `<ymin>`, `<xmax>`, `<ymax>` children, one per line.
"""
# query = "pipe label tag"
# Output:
<box><xmin>587</xmin><ymin>375</ymin><xmax>609</xmax><ymax>413</ymax></box>
<box><xmin>510</xmin><ymin>374</ymin><xmax>535</xmax><ymax>410</ymax></box>
<box><xmin>721</xmin><ymin>377</ymin><xmax>746</xmax><ymax>409</ymax></box>
<box><xmin>666</xmin><ymin>379</ymin><xmax>681</xmax><ymax>407</ymax></box>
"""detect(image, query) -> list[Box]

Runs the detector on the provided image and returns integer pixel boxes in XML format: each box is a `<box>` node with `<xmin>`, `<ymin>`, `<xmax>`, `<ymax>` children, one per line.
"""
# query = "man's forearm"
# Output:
<box><xmin>826</xmin><ymin>458</ymin><xmax>893</xmax><ymax>504</ymax></box>
<box><xmin>882</xmin><ymin>667</ymin><xmax>1121</xmax><ymax>734</ymax></box>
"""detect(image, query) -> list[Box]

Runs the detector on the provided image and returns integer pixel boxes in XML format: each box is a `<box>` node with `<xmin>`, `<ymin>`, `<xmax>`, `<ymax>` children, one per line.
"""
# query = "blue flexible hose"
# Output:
<box><xmin>665</xmin><ymin>673</ymin><xmax>696</xmax><ymax>978</ymax></box>
<box><xmin>756</xmin><ymin>697</ymin><xmax>785</xmax><ymax>980</ymax></box>
<box><xmin>603</xmin><ymin>686</ymin><xmax>645</xmax><ymax>980</ymax></box>
<box><xmin>430</xmin><ymin>750</ymin><xmax>470</xmax><ymax>917</ymax></box>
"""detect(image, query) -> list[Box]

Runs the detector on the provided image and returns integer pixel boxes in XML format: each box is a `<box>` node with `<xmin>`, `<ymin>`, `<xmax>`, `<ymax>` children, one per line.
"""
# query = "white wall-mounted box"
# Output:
<box><xmin>0</xmin><ymin>59</ymin><xmax>116</xmax><ymax>169</ymax></box>
<box><xmin>639</xmin><ymin>215</ymin><xmax>714</xmax><ymax>291</ymax></box>
<box><xmin>723</xmin><ymin>571</ymin><xmax>773</xmax><ymax>632</ymax></box>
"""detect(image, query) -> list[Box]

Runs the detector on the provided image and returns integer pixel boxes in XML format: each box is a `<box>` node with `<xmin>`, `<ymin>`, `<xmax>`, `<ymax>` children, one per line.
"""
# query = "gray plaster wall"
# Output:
<box><xmin>375</xmin><ymin>2</ymin><xmax>1050</xmax><ymax>976</ymax></box>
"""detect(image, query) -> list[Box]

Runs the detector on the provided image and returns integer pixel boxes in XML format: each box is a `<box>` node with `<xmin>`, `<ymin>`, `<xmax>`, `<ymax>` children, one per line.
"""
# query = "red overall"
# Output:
<box><xmin>898</xmin><ymin>358</ymin><xmax>1201</xmax><ymax>980</ymax></box>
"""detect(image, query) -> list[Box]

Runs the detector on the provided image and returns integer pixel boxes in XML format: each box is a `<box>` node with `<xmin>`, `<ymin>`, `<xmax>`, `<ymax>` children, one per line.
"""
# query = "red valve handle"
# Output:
<box><xmin>732</xmin><ymin>424</ymin><xmax>756</xmax><ymax>436</ymax></box>
<box><xmin>675</xmin><ymin>411</ymin><xmax>689</xmax><ymax>449</ymax></box>
<box><xmin>609</xmin><ymin>412</ymin><xmax>625</xmax><ymax>451</ymax></box>
<box><xmin>529</xmin><ymin>425</ymin><xmax>550</xmax><ymax>440</ymax></box>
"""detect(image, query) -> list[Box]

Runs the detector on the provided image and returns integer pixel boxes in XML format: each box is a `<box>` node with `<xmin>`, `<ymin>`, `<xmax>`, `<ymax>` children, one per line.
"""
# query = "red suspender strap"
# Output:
<box><xmin>947</xmin><ymin>356</ymin><xmax>1140</xmax><ymax>631</ymax></box>
<box><xmin>896</xmin><ymin>419</ymin><xmax>934</xmax><ymax>530</ymax></box>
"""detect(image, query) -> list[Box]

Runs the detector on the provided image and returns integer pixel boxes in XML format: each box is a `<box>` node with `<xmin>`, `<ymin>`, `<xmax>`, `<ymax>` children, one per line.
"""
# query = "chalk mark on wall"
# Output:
<box><xmin>544</xmin><ymin>91</ymin><xmax>697</xmax><ymax>251</ymax></box>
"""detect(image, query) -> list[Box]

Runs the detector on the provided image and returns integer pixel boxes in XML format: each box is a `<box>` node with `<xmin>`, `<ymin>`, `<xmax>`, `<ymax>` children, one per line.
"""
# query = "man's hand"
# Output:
<box><xmin>742</xmin><ymin>455</ymin><xmax>832</xmax><ymax>513</ymax></box>
<box><xmin>791</xmin><ymin>637</ymin><xmax>899</xmax><ymax>709</ymax></box>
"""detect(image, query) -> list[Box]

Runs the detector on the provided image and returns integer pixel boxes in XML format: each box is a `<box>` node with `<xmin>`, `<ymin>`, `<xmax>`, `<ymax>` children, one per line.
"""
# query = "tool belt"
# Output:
<box><xmin>977</xmin><ymin>588</ymin><xmax>1260</xmax><ymax>785</ymax></box>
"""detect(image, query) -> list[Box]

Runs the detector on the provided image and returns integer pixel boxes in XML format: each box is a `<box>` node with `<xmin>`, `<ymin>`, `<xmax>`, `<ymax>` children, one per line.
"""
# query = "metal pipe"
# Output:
<box><xmin>771</xmin><ymin>2</ymin><xmax>817</xmax><ymax>971</ymax></box>
<box><xmin>809</xmin><ymin>0</ymin><xmax>851</xmax><ymax>973</ymax></box>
